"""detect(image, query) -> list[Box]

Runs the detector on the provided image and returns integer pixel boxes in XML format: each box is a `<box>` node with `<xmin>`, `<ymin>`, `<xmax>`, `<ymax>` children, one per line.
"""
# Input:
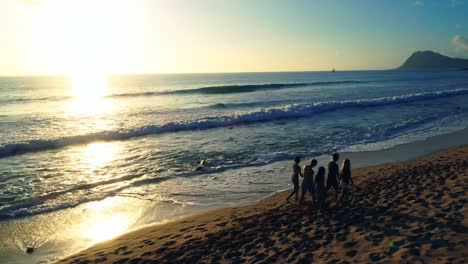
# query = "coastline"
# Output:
<box><xmin>58</xmin><ymin>132</ymin><xmax>468</xmax><ymax>263</ymax></box>
<box><xmin>338</xmin><ymin>126</ymin><xmax>468</xmax><ymax>169</ymax></box>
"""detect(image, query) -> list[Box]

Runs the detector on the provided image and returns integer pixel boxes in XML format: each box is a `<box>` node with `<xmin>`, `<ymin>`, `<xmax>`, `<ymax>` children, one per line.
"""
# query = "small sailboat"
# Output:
<box><xmin>332</xmin><ymin>68</ymin><xmax>335</xmax><ymax>73</ymax></box>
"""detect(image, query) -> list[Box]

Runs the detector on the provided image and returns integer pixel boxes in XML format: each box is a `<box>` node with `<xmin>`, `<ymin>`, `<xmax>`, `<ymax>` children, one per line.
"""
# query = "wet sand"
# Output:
<box><xmin>59</xmin><ymin>145</ymin><xmax>467</xmax><ymax>263</ymax></box>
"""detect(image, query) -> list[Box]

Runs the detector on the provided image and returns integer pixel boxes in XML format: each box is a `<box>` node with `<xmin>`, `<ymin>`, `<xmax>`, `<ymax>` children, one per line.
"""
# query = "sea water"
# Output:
<box><xmin>0</xmin><ymin>70</ymin><xmax>467</xmax><ymax>263</ymax></box>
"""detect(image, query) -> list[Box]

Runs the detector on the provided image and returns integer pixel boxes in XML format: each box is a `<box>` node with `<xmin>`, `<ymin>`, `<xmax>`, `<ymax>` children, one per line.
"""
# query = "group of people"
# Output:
<box><xmin>286</xmin><ymin>153</ymin><xmax>354</xmax><ymax>209</ymax></box>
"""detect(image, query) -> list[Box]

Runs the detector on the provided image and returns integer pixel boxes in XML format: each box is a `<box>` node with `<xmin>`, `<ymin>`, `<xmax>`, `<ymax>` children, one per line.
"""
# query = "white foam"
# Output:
<box><xmin>1</xmin><ymin>88</ymin><xmax>467</xmax><ymax>158</ymax></box>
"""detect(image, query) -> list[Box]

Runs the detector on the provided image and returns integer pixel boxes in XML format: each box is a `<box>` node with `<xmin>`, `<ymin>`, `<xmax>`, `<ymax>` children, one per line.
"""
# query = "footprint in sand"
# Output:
<box><xmin>94</xmin><ymin>256</ymin><xmax>108</xmax><ymax>262</ymax></box>
<box><xmin>346</xmin><ymin>250</ymin><xmax>357</xmax><ymax>257</ymax></box>
<box><xmin>368</xmin><ymin>252</ymin><xmax>384</xmax><ymax>262</ymax></box>
<box><xmin>113</xmin><ymin>258</ymin><xmax>130</xmax><ymax>264</ymax></box>
<box><xmin>216</xmin><ymin>221</ymin><xmax>228</xmax><ymax>227</ymax></box>
<box><xmin>344</xmin><ymin>241</ymin><xmax>359</xmax><ymax>248</ymax></box>
<box><xmin>114</xmin><ymin>246</ymin><xmax>128</xmax><ymax>254</ymax></box>
<box><xmin>409</xmin><ymin>247</ymin><xmax>421</xmax><ymax>257</ymax></box>
<box><xmin>143</xmin><ymin>240</ymin><xmax>155</xmax><ymax>246</ymax></box>
<box><xmin>140</xmin><ymin>251</ymin><xmax>153</xmax><ymax>257</ymax></box>
<box><xmin>163</xmin><ymin>240</ymin><xmax>176</xmax><ymax>247</ymax></box>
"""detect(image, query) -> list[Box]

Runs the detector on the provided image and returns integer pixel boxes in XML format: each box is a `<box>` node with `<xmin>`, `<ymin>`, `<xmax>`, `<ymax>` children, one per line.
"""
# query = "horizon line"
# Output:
<box><xmin>0</xmin><ymin>68</ymin><xmax>396</xmax><ymax>78</ymax></box>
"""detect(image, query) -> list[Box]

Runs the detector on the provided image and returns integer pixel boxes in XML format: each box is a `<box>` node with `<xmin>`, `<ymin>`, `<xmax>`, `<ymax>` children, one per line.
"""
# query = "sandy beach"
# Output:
<box><xmin>59</xmin><ymin>145</ymin><xmax>467</xmax><ymax>263</ymax></box>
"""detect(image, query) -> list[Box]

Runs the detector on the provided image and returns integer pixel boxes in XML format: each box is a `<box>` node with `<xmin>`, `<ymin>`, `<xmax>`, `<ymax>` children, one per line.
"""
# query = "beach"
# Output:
<box><xmin>59</xmin><ymin>144</ymin><xmax>467</xmax><ymax>263</ymax></box>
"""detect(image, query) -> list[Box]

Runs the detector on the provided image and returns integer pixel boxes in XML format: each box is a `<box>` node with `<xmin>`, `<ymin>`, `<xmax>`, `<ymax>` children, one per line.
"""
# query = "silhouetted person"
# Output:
<box><xmin>326</xmin><ymin>153</ymin><xmax>340</xmax><ymax>202</ymax></box>
<box><xmin>314</xmin><ymin>166</ymin><xmax>326</xmax><ymax>210</ymax></box>
<box><xmin>287</xmin><ymin>157</ymin><xmax>303</xmax><ymax>202</ymax></box>
<box><xmin>337</xmin><ymin>159</ymin><xmax>354</xmax><ymax>206</ymax></box>
<box><xmin>299</xmin><ymin>159</ymin><xmax>317</xmax><ymax>206</ymax></box>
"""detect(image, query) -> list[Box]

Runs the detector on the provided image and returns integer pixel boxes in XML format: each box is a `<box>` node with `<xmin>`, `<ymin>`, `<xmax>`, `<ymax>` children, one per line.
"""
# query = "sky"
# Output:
<box><xmin>0</xmin><ymin>0</ymin><xmax>467</xmax><ymax>75</ymax></box>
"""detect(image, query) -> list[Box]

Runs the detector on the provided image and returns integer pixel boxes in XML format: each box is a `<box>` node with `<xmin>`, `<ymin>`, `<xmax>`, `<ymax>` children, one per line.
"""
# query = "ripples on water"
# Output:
<box><xmin>0</xmin><ymin>70</ymin><xmax>467</xmax><ymax>263</ymax></box>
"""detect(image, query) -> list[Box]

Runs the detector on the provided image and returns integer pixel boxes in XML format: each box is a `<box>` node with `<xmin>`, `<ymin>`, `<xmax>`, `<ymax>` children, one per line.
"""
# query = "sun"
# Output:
<box><xmin>37</xmin><ymin>0</ymin><xmax>130</xmax><ymax>114</ymax></box>
<box><xmin>66</xmin><ymin>70</ymin><xmax>112</xmax><ymax>115</ymax></box>
<box><xmin>37</xmin><ymin>0</ymin><xmax>130</xmax><ymax>93</ymax></box>
<box><xmin>71</xmin><ymin>73</ymin><xmax>108</xmax><ymax>100</ymax></box>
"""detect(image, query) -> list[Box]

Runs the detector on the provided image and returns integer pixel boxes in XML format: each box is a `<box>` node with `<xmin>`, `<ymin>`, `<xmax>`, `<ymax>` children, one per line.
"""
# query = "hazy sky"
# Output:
<box><xmin>1</xmin><ymin>0</ymin><xmax>467</xmax><ymax>75</ymax></box>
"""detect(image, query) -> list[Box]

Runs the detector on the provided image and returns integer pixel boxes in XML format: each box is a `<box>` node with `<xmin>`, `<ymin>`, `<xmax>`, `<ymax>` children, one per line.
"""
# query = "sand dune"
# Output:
<box><xmin>60</xmin><ymin>146</ymin><xmax>468</xmax><ymax>263</ymax></box>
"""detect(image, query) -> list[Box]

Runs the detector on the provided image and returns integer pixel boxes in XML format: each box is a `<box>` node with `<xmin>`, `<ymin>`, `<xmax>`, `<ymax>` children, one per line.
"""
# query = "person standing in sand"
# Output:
<box><xmin>314</xmin><ymin>166</ymin><xmax>326</xmax><ymax>210</ymax></box>
<box><xmin>326</xmin><ymin>153</ymin><xmax>340</xmax><ymax>202</ymax></box>
<box><xmin>287</xmin><ymin>157</ymin><xmax>303</xmax><ymax>202</ymax></box>
<box><xmin>299</xmin><ymin>159</ymin><xmax>317</xmax><ymax>206</ymax></box>
<box><xmin>337</xmin><ymin>159</ymin><xmax>353</xmax><ymax>206</ymax></box>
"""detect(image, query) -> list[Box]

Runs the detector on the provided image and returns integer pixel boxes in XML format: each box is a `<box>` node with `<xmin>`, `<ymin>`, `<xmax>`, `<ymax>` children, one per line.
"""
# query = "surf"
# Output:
<box><xmin>0</xmin><ymin>88</ymin><xmax>467</xmax><ymax>159</ymax></box>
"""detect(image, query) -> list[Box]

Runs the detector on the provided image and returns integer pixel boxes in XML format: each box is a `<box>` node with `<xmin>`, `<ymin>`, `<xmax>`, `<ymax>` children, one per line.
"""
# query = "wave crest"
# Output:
<box><xmin>1</xmin><ymin>88</ymin><xmax>467</xmax><ymax>158</ymax></box>
<box><xmin>2</xmin><ymin>81</ymin><xmax>364</xmax><ymax>103</ymax></box>
<box><xmin>113</xmin><ymin>80</ymin><xmax>364</xmax><ymax>97</ymax></box>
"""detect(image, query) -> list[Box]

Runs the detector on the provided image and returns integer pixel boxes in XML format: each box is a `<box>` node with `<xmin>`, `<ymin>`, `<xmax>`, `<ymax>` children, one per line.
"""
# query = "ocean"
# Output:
<box><xmin>1</xmin><ymin>70</ymin><xmax>468</xmax><ymax>263</ymax></box>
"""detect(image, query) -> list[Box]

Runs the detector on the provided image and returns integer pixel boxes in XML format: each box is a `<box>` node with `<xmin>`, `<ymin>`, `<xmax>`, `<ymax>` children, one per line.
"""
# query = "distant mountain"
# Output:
<box><xmin>398</xmin><ymin>51</ymin><xmax>468</xmax><ymax>69</ymax></box>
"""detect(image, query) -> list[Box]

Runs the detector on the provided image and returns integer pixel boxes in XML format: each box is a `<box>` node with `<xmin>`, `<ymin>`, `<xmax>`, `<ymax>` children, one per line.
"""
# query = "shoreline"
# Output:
<box><xmin>59</xmin><ymin>142</ymin><xmax>467</xmax><ymax>263</ymax></box>
<box><xmin>339</xmin><ymin>127</ymin><xmax>468</xmax><ymax>168</ymax></box>
<box><xmin>1</xmin><ymin>127</ymin><xmax>466</xmax><ymax>264</ymax></box>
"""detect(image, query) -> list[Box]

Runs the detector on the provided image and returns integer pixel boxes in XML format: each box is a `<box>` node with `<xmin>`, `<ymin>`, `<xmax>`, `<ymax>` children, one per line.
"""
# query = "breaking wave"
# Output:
<box><xmin>1</xmin><ymin>88</ymin><xmax>467</xmax><ymax>159</ymax></box>
<box><xmin>111</xmin><ymin>80</ymin><xmax>365</xmax><ymax>97</ymax></box>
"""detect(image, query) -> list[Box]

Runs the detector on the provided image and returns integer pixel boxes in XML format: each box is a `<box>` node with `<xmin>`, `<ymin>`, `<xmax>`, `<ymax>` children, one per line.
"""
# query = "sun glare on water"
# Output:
<box><xmin>83</xmin><ymin>142</ymin><xmax>120</xmax><ymax>169</ymax></box>
<box><xmin>83</xmin><ymin>213</ymin><xmax>130</xmax><ymax>243</ymax></box>
<box><xmin>67</xmin><ymin>144</ymin><xmax>138</xmax><ymax>244</ymax></box>
<box><xmin>71</xmin><ymin>73</ymin><xmax>108</xmax><ymax>100</ymax></box>
<box><xmin>79</xmin><ymin>197</ymin><xmax>138</xmax><ymax>244</ymax></box>
<box><xmin>66</xmin><ymin>73</ymin><xmax>112</xmax><ymax>115</ymax></box>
